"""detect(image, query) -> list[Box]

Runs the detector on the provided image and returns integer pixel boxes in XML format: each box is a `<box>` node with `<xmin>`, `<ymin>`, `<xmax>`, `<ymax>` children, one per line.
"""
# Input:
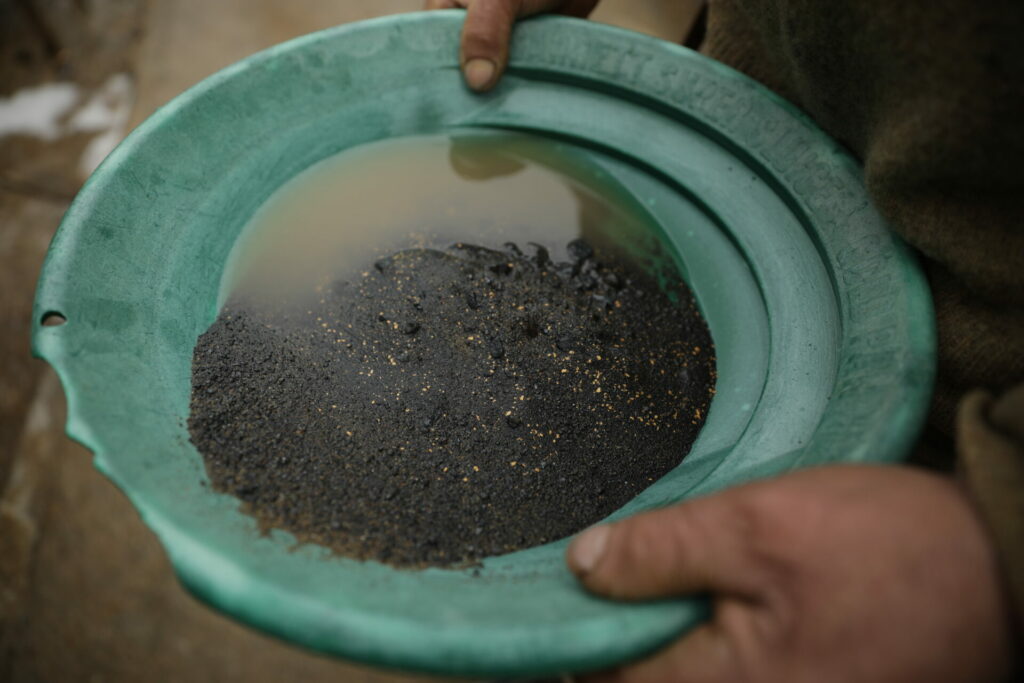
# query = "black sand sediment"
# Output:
<box><xmin>189</xmin><ymin>241</ymin><xmax>715</xmax><ymax>566</ymax></box>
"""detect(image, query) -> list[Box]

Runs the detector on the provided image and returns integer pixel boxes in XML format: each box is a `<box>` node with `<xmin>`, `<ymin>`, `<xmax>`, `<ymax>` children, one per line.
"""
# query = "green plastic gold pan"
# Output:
<box><xmin>31</xmin><ymin>11</ymin><xmax>934</xmax><ymax>679</ymax></box>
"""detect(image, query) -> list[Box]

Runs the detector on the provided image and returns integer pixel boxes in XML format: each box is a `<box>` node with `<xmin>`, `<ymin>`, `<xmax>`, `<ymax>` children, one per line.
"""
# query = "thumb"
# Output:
<box><xmin>458</xmin><ymin>0</ymin><xmax>595</xmax><ymax>92</ymax></box>
<box><xmin>566</xmin><ymin>491</ymin><xmax>765</xmax><ymax>600</ymax></box>
<box><xmin>458</xmin><ymin>0</ymin><xmax>523</xmax><ymax>91</ymax></box>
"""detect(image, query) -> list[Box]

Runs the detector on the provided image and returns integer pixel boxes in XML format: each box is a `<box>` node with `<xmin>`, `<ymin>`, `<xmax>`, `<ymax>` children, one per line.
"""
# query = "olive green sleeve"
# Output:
<box><xmin>958</xmin><ymin>385</ymin><xmax>1024</xmax><ymax>638</ymax></box>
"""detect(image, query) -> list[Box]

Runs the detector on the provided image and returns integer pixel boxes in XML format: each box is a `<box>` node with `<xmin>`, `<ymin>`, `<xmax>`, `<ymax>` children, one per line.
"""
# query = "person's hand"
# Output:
<box><xmin>566</xmin><ymin>465</ymin><xmax>1015</xmax><ymax>682</ymax></box>
<box><xmin>424</xmin><ymin>0</ymin><xmax>599</xmax><ymax>91</ymax></box>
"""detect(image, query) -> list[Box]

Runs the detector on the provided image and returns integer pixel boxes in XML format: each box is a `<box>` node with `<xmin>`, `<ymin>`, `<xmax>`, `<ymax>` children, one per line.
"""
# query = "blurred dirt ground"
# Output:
<box><xmin>0</xmin><ymin>1</ymin><xmax>701</xmax><ymax>681</ymax></box>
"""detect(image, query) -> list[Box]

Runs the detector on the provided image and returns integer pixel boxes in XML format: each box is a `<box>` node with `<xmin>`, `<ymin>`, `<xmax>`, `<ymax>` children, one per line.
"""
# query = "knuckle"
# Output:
<box><xmin>623</xmin><ymin>511</ymin><xmax>683</xmax><ymax>562</ymax></box>
<box><xmin>686</xmin><ymin>495</ymin><xmax>758</xmax><ymax>553</ymax></box>
<box><xmin>462</xmin><ymin>31</ymin><xmax>504</xmax><ymax>57</ymax></box>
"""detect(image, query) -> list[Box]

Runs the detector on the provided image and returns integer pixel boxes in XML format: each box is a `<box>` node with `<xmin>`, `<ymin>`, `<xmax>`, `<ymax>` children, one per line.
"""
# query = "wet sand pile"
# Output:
<box><xmin>189</xmin><ymin>240</ymin><xmax>715</xmax><ymax>566</ymax></box>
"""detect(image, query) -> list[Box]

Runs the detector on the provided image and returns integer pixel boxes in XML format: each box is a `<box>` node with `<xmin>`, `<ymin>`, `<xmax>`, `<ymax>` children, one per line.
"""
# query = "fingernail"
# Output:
<box><xmin>464</xmin><ymin>58</ymin><xmax>496</xmax><ymax>91</ymax></box>
<box><xmin>570</xmin><ymin>525</ymin><xmax>610</xmax><ymax>574</ymax></box>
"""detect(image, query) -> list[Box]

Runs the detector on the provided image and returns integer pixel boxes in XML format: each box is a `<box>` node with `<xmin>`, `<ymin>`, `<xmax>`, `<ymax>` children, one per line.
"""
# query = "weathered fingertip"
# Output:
<box><xmin>463</xmin><ymin>58</ymin><xmax>497</xmax><ymax>91</ymax></box>
<box><xmin>568</xmin><ymin>525</ymin><xmax>611</xmax><ymax>576</ymax></box>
